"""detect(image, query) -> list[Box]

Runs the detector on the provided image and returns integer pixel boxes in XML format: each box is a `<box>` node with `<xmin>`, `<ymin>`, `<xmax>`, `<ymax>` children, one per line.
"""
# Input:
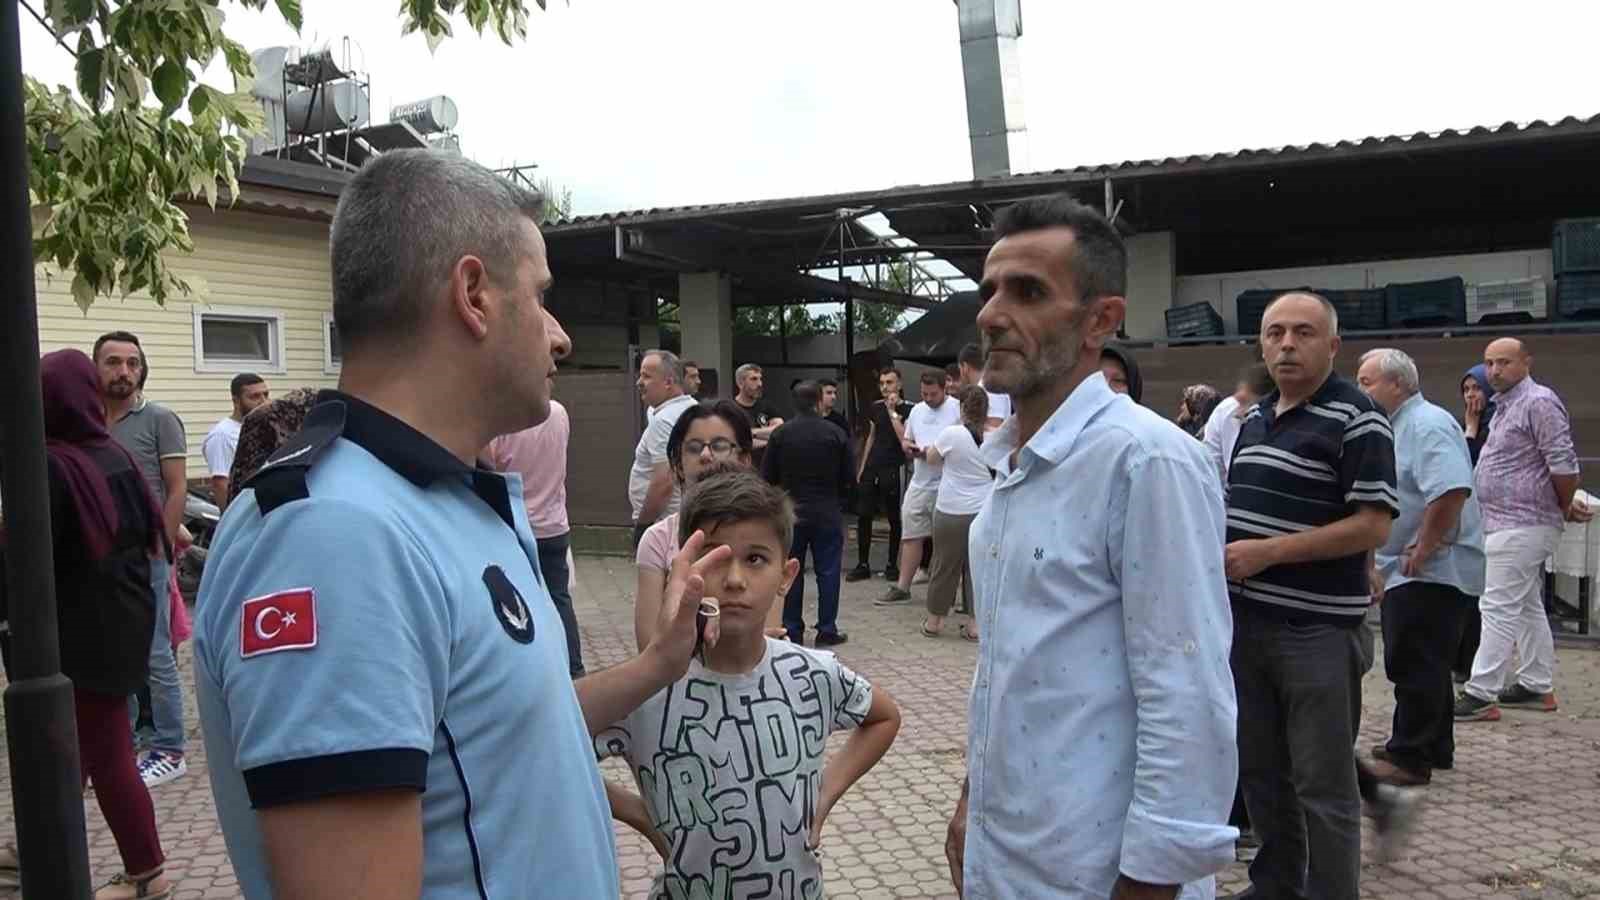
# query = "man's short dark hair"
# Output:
<box><xmin>958</xmin><ymin>343</ymin><xmax>983</xmax><ymax>369</ymax></box>
<box><xmin>94</xmin><ymin>330</ymin><xmax>147</xmax><ymax>388</ymax></box>
<box><xmin>678</xmin><ymin>468</ymin><xmax>795</xmax><ymax>551</ymax></box>
<box><xmin>992</xmin><ymin>195</ymin><xmax>1127</xmax><ymax>302</ymax></box>
<box><xmin>792</xmin><ymin>380</ymin><xmax>820</xmax><ymax>414</ymax></box>
<box><xmin>878</xmin><ymin>367</ymin><xmax>901</xmax><ymax>381</ymax></box>
<box><xmin>683</xmin><ymin>360</ymin><xmax>700</xmax><ymax>371</ymax></box>
<box><xmin>919</xmin><ymin>370</ymin><xmax>943</xmax><ymax>387</ymax></box>
<box><xmin>1239</xmin><ymin>362</ymin><xmax>1275</xmax><ymax>398</ymax></box>
<box><xmin>330</xmin><ymin>149</ymin><xmax>546</xmax><ymax>352</ymax></box>
<box><xmin>818</xmin><ymin>377</ymin><xmax>837</xmax><ymax>389</ymax></box>
<box><xmin>230</xmin><ymin>372</ymin><xmax>265</xmax><ymax>399</ymax></box>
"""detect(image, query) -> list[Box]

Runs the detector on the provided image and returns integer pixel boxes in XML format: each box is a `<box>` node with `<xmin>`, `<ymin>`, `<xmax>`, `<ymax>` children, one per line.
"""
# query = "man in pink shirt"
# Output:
<box><xmin>487</xmin><ymin>400</ymin><xmax>584</xmax><ymax>676</ymax></box>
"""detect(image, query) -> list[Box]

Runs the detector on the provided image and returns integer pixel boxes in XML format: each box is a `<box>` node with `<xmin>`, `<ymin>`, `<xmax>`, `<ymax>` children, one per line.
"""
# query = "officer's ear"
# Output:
<box><xmin>450</xmin><ymin>253</ymin><xmax>494</xmax><ymax>341</ymax></box>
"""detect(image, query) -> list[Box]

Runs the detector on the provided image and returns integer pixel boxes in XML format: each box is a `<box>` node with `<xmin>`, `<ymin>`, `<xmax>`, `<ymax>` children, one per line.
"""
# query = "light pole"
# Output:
<box><xmin>0</xmin><ymin>1</ymin><xmax>94</xmax><ymax>896</ymax></box>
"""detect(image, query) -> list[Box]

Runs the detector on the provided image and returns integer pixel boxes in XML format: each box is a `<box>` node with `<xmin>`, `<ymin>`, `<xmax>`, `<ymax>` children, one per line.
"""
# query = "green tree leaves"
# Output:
<box><xmin>27</xmin><ymin>0</ymin><xmax>545</xmax><ymax>310</ymax></box>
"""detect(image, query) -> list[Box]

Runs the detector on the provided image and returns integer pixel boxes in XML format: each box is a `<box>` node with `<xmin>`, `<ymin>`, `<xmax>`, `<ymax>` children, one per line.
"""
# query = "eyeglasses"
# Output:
<box><xmin>683</xmin><ymin>438</ymin><xmax>738</xmax><ymax>457</ymax></box>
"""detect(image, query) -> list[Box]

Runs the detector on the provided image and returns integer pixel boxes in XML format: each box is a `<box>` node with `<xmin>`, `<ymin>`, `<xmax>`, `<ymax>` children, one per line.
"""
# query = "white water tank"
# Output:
<box><xmin>284</xmin><ymin>81</ymin><xmax>370</xmax><ymax>134</ymax></box>
<box><xmin>390</xmin><ymin>95</ymin><xmax>459</xmax><ymax>135</ymax></box>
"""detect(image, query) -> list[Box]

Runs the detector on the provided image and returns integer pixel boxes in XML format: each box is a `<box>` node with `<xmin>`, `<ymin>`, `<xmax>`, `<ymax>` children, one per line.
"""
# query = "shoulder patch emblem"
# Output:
<box><xmin>240</xmin><ymin>589</ymin><xmax>318</xmax><ymax>658</ymax></box>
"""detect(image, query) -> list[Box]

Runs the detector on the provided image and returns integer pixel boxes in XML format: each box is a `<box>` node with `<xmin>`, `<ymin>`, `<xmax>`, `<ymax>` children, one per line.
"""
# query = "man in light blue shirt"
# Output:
<box><xmin>947</xmin><ymin>195</ymin><xmax>1237</xmax><ymax>900</ymax></box>
<box><xmin>195</xmin><ymin>151</ymin><xmax>724</xmax><ymax>900</ymax></box>
<box><xmin>1357</xmin><ymin>348</ymin><xmax>1485</xmax><ymax>785</ymax></box>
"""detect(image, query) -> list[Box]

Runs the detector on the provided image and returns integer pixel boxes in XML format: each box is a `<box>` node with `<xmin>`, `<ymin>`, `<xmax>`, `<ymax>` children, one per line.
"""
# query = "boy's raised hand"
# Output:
<box><xmin>649</xmin><ymin>529</ymin><xmax>732</xmax><ymax>679</ymax></box>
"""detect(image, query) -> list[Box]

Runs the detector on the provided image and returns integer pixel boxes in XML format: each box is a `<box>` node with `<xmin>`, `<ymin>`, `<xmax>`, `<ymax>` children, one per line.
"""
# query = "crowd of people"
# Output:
<box><xmin>0</xmin><ymin>148</ymin><xmax>1589</xmax><ymax>900</ymax></box>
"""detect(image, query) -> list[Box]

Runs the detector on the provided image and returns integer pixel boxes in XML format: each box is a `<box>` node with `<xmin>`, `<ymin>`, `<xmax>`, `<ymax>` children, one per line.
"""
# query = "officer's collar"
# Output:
<box><xmin>313</xmin><ymin>390</ymin><xmax>517</xmax><ymax>527</ymax></box>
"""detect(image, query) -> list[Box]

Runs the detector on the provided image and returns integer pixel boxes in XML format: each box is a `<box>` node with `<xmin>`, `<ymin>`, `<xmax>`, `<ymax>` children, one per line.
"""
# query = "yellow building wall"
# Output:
<box><xmin>36</xmin><ymin>206</ymin><xmax>338</xmax><ymax>480</ymax></box>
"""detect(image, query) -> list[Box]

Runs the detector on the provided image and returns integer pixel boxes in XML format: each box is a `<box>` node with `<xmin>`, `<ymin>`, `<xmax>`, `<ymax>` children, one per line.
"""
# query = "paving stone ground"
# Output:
<box><xmin>3</xmin><ymin>554</ymin><xmax>1599</xmax><ymax>899</ymax></box>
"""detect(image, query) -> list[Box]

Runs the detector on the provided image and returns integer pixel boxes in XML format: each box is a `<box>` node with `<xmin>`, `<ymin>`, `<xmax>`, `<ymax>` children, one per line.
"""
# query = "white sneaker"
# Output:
<box><xmin>1371</xmin><ymin>783</ymin><xmax>1421</xmax><ymax>863</ymax></box>
<box><xmin>137</xmin><ymin>752</ymin><xmax>187</xmax><ymax>789</ymax></box>
<box><xmin>912</xmin><ymin>568</ymin><xmax>930</xmax><ymax>585</ymax></box>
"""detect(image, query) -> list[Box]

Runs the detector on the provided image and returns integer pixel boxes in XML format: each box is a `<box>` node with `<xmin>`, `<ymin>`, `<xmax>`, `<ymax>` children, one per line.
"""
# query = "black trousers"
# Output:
<box><xmin>1381</xmin><ymin>581</ymin><xmax>1472</xmax><ymax>773</ymax></box>
<box><xmin>855</xmin><ymin>465</ymin><xmax>902</xmax><ymax>570</ymax></box>
<box><xmin>535</xmin><ymin>532</ymin><xmax>585</xmax><ymax>678</ymax></box>
<box><xmin>1454</xmin><ymin>603</ymin><xmax>1482</xmax><ymax>677</ymax></box>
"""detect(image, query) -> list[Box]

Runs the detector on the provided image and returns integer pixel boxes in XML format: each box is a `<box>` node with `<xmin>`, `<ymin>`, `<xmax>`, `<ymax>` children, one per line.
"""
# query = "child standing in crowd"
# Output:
<box><xmin>600</xmin><ymin>470</ymin><xmax>901</xmax><ymax>899</ymax></box>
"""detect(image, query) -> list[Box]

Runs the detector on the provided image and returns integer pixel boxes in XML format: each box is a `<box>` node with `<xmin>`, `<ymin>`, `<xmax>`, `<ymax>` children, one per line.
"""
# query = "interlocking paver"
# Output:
<box><xmin>2</xmin><ymin>555</ymin><xmax>1598</xmax><ymax>899</ymax></box>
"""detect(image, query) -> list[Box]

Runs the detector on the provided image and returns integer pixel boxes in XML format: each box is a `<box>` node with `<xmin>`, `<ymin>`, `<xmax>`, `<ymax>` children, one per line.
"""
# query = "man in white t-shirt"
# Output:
<box><xmin>202</xmin><ymin>372</ymin><xmax>270</xmax><ymax>511</ymax></box>
<box><xmin>876</xmin><ymin>370</ymin><xmax>960</xmax><ymax>605</ymax></box>
<box><xmin>959</xmin><ymin>343</ymin><xmax>1011</xmax><ymax>430</ymax></box>
<box><xmin>1201</xmin><ymin>362</ymin><xmax>1274</xmax><ymax>488</ymax></box>
<box><xmin>629</xmin><ymin>349</ymin><xmax>697</xmax><ymax>549</ymax></box>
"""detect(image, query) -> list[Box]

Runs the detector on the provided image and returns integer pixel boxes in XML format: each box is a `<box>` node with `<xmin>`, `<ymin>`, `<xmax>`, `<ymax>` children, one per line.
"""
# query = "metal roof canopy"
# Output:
<box><xmin>543</xmin><ymin>114</ymin><xmax>1600</xmax><ymax>299</ymax></box>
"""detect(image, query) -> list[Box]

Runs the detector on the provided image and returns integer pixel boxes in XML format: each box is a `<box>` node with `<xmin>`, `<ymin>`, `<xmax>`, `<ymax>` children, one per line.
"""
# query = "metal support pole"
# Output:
<box><xmin>0</xmin><ymin>1</ymin><xmax>93</xmax><ymax>896</ymax></box>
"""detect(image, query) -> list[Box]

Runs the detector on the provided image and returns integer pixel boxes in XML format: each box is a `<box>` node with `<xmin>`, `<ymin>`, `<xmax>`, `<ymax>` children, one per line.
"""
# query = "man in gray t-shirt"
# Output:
<box><xmin>95</xmin><ymin>330</ymin><xmax>190</xmax><ymax>787</ymax></box>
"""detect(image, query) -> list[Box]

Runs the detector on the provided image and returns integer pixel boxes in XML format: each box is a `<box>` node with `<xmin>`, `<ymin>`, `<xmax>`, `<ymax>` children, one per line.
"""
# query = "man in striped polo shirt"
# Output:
<box><xmin>1224</xmin><ymin>292</ymin><xmax>1398</xmax><ymax>900</ymax></box>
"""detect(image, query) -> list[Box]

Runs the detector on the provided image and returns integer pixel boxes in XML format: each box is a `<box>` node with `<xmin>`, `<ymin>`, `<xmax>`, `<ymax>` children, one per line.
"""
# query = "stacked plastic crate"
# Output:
<box><xmin>1554</xmin><ymin>218</ymin><xmax>1600</xmax><ymax>320</ymax></box>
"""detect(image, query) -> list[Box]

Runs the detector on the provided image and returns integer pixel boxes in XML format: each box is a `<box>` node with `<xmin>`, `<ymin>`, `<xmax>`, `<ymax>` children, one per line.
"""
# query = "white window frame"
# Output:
<box><xmin>322</xmin><ymin>311</ymin><xmax>342</xmax><ymax>374</ymax></box>
<box><xmin>191</xmin><ymin>305</ymin><xmax>287</xmax><ymax>374</ymax></box>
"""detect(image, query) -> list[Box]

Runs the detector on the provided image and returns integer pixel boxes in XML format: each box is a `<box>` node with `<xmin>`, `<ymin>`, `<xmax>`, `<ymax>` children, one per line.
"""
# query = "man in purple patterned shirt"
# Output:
<box><xmin>1456</xmin><ymin>338</ymin><xmax>1592</xmax><ymax>722</ymax></box>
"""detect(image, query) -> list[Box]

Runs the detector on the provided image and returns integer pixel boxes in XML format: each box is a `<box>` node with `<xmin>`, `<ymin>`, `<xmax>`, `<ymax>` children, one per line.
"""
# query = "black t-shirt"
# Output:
<box><xmin>824</xmin><ymin>411</ymin><xmax>850</xmax><ymax>436</ymax></box>
<box><xmin>865</xmin><ymin>399</ymin><xmax>915</xmax><ymax>469</ymax></box>
<box><xmin>734</xmin><ymin>398</ymin><xmax>782</xmax><ymax>431</ymax></box>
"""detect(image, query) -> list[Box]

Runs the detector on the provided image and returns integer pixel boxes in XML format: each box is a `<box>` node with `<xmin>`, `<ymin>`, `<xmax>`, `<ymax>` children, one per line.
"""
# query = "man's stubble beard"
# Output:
<box><xmin>980</xmin><ymin>309</ymin><xmax>1087</xmax><ymax>401</ymax></box>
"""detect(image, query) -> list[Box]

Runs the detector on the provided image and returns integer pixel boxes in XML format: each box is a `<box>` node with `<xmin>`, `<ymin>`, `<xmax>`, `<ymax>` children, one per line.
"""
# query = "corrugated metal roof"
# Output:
<box><xmin>545</xmin><ymin>113</ymin><xmax>1600</xmax><ymax>234</ymax></box>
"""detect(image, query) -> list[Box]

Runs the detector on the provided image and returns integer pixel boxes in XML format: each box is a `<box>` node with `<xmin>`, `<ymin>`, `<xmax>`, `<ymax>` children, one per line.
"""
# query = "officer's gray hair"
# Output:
<box><xmin>330</xmin><ymin>149</ymin><xmax>545</xmax><ymax>350</ymax></box>
<box><xmin>1359</xmin><ymin>348</ymin><xmax>1420</xmax><ymax>394</ymax></box>
<box><xmin>735</xmin><ymin>363</ymin><xmax>762</xmax><ymax>385</ymax></box>
<box><xmin>643</xmin><ymin>349</ymin><xmax>684</xmax><ymax>385</ymax></box>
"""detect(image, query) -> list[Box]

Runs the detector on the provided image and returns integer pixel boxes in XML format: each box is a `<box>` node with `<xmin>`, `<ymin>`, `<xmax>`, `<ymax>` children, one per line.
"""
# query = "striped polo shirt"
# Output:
<box><xmin>1226</xmin><ymin>372</ymin><xmax>1398</xmax><ymax>626</ymax></box>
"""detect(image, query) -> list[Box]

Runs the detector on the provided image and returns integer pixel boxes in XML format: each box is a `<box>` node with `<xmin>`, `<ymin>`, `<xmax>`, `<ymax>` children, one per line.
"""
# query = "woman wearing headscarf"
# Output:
<box><xmin>5</xmin><ymin>350</ymin><xmax>172</xmax><ymax>899</ymax></box>
<box><xmin>1460</xmin><ymin>363</ymin><xmax>1496</xmax><ymax>466</ymax></box>
<box><xmin>1100</xmin><ymin>343</ymin><xmax>1144</xmax><ymax>404</ymax></box>
<box><xmin>1176</xmin><ymin>384</ymin><xmax>1221</xmax><ymax>438</ymax></box>
<box><xmin>226</xmin><ymin>387</ymin><xmax>319</xmax><ymax>503</ymax></box>
<box><xmin>1453</xmin><ymin>364</ymin><xmax>1497</xmax><ymax>683</ymax></box>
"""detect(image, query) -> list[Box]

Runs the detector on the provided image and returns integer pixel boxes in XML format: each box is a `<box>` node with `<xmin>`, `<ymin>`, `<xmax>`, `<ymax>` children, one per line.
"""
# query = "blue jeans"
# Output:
<box><xmin>535</xmin><ymin>532</ymin><xmax>585</xmax><ymax>677</ymax></box>
<box><xmin>784</xmin><ymin>519</ymin><xmax>844</xmax><ymax>641</ymax></box>
<box><xmin>130</xmin><ymin>555</ymin><xmax>185</xmax><ymax>755</ymax></box>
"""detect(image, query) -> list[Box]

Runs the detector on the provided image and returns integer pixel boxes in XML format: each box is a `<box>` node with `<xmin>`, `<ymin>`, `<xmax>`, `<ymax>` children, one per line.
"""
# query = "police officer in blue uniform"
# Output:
<box><xmin>194</xmin><ymin>150</ymin><xmax>728</xmax><ymax>899</ymax></box>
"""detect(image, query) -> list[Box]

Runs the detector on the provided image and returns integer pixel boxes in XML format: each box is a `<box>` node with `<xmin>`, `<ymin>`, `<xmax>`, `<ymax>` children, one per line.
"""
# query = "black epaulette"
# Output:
<box><xmin>246</xmin><ymin>400</ymin><xmax>349</xmax><ymax>515</ymax></box>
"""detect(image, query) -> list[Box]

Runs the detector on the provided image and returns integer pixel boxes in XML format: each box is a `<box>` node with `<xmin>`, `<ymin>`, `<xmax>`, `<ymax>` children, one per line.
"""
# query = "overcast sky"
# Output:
<box><xmin>20</xmin><ymin>1</ymin><xmax>1600</xmax><ymax>216</ymax></box>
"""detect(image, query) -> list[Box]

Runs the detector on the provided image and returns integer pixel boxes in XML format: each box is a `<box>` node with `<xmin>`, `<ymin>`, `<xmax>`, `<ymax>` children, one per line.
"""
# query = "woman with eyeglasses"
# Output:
<box><xmin>633</xmin><ymin>400</ymin><xmax>783</xmax><ymax>650</ymax></box>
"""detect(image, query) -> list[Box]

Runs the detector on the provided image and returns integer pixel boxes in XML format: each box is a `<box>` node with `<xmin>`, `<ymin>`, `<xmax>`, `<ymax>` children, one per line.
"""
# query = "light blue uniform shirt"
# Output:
<box><xmin>194</xmin><ymin>393</ymin><xmax>616</xmax><ymax>900</ymax></box>
<box><xmin>964</xmin><ymin>373</ymin><xmax>1238</xmax><ymax>900</ymax></box>
<box><xmin>1375</xmin><ymin>392</ymin><xmax>1486</xmax><ymax>596</ymax></box>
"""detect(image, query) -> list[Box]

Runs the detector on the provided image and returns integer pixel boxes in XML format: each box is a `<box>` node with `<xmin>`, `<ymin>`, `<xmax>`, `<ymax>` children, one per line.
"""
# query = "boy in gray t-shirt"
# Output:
<box><xmin>599</xmin><ymin>470</ymin><xmax>901</xmax><ymax>899</ymax></box>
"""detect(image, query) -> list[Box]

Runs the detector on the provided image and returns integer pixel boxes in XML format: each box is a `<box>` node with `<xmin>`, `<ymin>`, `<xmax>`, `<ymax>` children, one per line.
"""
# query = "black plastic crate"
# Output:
<box><xmin>1554</xmin><ymin>217</ymin><xmax>1600</xmax><ymax>275</ymax></box>
<box><xmin>1235</xmin><ymin>287</ymin><xmax>1309</xmax><ymax>335</ymax></box>
<box><xmin>1320</xmin><ymin>288</ymin><xmax>1387</xmax><ymax>331</ymax></box>
<box><xmin>1384</xmin><ymin>277</ymin><xmax>1466</xmax><ymax>327</ymax></box>
<box><xmin>1556</xmin><ymin>272</ymin><xmax>1600</xmax><ymax>319</ymax></box>
<box><xmin>1165</xmin><ymin>301</ymin><xmax>1224</xmax><ymax>338</ymax></box>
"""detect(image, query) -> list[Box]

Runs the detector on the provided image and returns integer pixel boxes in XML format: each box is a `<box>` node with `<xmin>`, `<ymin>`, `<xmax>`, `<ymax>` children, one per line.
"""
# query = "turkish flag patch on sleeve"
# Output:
<box><xmin>240</xmin><ymin>588</ymin><xmax>318</xmax><ymax>658</ymax></box>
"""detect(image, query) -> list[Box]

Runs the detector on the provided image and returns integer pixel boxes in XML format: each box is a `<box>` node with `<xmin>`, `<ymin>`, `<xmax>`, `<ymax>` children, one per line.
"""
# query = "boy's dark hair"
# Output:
<box><xmin>678</xmin><ymin>469</ymin><xmax>796</xmax><ymax>551</ymax></box>
<box><xmin>958</xmin><ymin>343</ymin><xmax>983</xmax><ymax>369</ymax></box>
<box><xmin>992</xmin><ymin>194</ymin><xmax>1127</xmax><ymax>302</ymax></box>
<box><xmin>94</xmin><ymin>330</ymin><xmax>148</xmax><ymax>388</ymax></box>
<box><xmin>944</xmin><ymin>363</ymin><xmax>960</xmax><ymax>381</ymax></box>
<box><xmin>230</xmin><ymin>372</ymin><xmax>265</xmax><ymax>399</ymax></box>
<box><xmin>919</xmin><ymin>370</ymin><xmax>943</xmax><ymax>387</ymax></box>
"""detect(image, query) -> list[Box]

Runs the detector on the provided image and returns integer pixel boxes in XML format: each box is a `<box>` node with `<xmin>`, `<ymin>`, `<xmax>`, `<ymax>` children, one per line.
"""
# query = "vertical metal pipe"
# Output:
<box><xmin>0</xmin><ymin>0</ymin><xmax>93</xmax><ymax>895</ymax></box>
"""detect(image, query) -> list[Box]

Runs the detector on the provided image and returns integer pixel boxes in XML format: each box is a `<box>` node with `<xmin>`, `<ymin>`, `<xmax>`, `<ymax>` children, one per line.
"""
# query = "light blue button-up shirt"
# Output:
<box><xmin>964</xmin><ymin>373</ymin><xmax>1238</xmax><ymax>900</ymax></box>
<box><xmin>1375</xmin><ymin>392</ymin><xmax>1486</xmax><ymax>596</ymax></box>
